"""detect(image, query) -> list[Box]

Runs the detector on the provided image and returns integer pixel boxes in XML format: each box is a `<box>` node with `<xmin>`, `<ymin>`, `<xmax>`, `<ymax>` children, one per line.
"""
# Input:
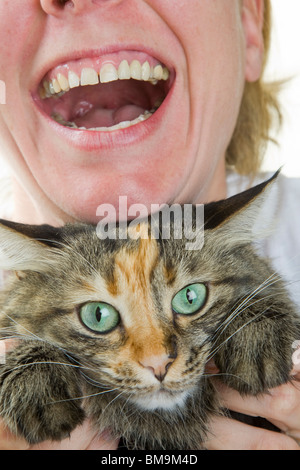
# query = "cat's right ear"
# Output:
<box><xmin>0</xmin><ymin>220</ymin><xmax>63</xmax><ymax>273</ymax></box>
<box><xmin>204</xmin><ymin>170</ymin><xmax>280</xmax><ymax>245</ymax></box>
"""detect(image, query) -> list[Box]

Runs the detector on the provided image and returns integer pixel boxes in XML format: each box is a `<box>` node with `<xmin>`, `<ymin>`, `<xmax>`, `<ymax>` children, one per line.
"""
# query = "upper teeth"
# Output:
<box><xmin>40</xmin><ymin>60</ymin><xmax>169</xmax><ymax>99</ymax></box>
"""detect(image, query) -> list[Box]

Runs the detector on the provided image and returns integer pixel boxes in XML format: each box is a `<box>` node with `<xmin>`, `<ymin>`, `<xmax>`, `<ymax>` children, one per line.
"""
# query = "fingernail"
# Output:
<box><xmin>0</xmin><ymin>342</ymin><xmax>6</xmax><ymax>364</ymax></box>
<box><xmin>292</xmin><ymin>340</ymin><xmax>300</xmax><ymax>368</ymax></box>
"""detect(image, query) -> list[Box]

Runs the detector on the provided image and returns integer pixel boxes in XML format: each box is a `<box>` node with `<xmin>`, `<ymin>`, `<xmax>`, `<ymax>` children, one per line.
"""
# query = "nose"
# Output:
<box><xmin>40</xmin><ymin>0</ymin><xmax>87</xmax><ymax>15</ymax></box>
<box><xmin>139</xmin><ymin>353</ymin><xmax>176</xmax><ymax>383</ymax></box>
<box><xmin>40</xmin><ymin>0</ymin><xmax>117</xmax><ymax>16</ymax></box>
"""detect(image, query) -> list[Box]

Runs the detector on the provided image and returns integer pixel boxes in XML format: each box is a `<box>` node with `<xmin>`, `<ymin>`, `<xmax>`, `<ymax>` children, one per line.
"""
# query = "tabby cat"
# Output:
<box><xmin>0</xmin><ymin>172</ymin><xmax>299</xmax><ymax>450</ymax></box>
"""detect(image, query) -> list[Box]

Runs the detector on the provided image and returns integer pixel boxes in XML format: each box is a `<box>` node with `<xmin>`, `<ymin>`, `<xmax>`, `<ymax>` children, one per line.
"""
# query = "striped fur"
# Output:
<box><xmin>0</xmin><ymin>172</ymin><xmax>299</xmax><ymax>449</ymax></box>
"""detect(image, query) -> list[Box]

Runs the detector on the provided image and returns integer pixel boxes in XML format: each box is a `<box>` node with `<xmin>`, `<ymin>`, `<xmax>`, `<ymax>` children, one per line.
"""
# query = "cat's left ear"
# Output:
<box><xmin>0</xmin><ymin>220</ymin><xmax>64</xmax><ymax>272</ymax></box>
<box><xmin>205</xmin><ymin>170</ymin><xmax>280</xmax><ymax>244</ymax></box>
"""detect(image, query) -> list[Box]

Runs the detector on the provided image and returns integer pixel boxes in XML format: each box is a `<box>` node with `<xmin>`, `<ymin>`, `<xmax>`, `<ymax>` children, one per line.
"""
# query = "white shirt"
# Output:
<box><xmin>227</xmin><ymin>171</ymin><xmax>300</xmax><ymax>310</ymax></box>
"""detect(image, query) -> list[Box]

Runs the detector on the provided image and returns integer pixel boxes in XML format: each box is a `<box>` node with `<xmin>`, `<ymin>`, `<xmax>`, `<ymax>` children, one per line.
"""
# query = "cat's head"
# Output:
<box><xmin>0</xmin><ymin>172</ymin><xmax>281</xmax><ymax>411</ymax></box>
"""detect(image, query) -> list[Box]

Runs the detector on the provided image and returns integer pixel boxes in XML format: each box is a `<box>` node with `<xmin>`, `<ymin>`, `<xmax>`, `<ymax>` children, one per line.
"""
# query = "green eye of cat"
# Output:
<box><xmin>79</xmin><ymin>302</ymin><xmax>120</xmax><ymax>333</ymax></box>
<box><xmin>172</xmin><ymin>283</ymin><xmax>207</xmax><ymax>315</ymax></box>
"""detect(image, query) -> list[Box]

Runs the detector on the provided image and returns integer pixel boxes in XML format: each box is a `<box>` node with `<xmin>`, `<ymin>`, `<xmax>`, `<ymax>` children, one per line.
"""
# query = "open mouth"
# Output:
<box><xmin>37</xmin><ymin>53</ymin><xmax>172</xmax><ymax>132</ymax></box>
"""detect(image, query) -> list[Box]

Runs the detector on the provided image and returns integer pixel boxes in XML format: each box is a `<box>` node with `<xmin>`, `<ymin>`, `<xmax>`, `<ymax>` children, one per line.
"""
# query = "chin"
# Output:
<box><xmin>131</xmin><ymin>389</ymin><xmax>191</xmax><ymax>412</ymax></box>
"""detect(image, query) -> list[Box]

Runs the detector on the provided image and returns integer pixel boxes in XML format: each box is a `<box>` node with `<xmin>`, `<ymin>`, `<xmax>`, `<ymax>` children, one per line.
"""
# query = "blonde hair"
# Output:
<box><xmin>226</xmin><ymin>0</ymin><xmax>282</xmax><ymax>175</ymax></box>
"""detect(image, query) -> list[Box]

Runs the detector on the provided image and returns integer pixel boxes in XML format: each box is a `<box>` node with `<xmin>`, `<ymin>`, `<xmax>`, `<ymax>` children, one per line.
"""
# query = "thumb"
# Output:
<box><xmin>0</xmin><ymin>338</ymin><xmax>19</xmax><ymax>364</ymax></box>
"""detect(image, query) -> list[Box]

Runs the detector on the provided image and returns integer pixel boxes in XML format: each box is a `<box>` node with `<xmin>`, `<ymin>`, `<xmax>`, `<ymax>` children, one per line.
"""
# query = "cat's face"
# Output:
<box><xmin>70</xmin><ymin>233</ymin><xmax>213</xmax><ymax>412</ymax></box>
<box><xmin>0</xmin><ymin>172</ymin><xmax>282</xmax><ymax>412</ymax></box>
<box><xmin>1</xmin><ymin>220</ymin><xmax>265</xmax><ymax>413</ymax></box>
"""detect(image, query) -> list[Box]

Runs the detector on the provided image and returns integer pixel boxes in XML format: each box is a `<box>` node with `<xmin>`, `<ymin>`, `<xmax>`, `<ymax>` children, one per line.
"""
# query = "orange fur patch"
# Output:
<box><xmin>107</xmin><ymin>223</ymin><xmax>159</xmax><ymax>296</ymax></box>
<box><xmin>80</xmin><ymin>280</ymin><xmax>98</xmax><ymax>293</ymax></box>
<box><xmin>164</xmin><ymin>265</ymin><xmax>177</xmax><ymax>286</ymax></box>
<box><xmin>107</xmin><ymin>226</ymin><xmax>169</xmax><ymax>363</ymax></box>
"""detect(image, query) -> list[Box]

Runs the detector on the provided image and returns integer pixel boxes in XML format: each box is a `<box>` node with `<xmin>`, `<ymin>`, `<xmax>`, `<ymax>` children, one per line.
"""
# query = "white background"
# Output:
<box><xmin>263</xmin><ymin>0</ymin><xmax>300</xmax><ymax>176</ymax></box>
<box><xmin>0</xmin><ymin>1</ymin><xmax>300</xmax><ymax>177</ymax></box>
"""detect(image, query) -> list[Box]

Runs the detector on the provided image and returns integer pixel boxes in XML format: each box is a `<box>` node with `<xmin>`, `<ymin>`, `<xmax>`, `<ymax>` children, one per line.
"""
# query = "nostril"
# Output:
<box><xmin>154</xmin><ymin>360</ymin><xmax>174</xmax><ymax>383</ymax></box>
<box><xmin>155</xmin><ymin>371</ymin><xmax>166</xmax><ymax>383</ymax></box>
<box><xmin>40</xmin><ymin>0</ymin><xmax>71</xmax><ymax>15</ymax></box>
<box><xmin>56</xmin><ymin>0</ymin><xmax>72</xmax><ymax>6</ymax></box>
<box><xmin>139</xmin><ymin>354</ymin><xmax>176</xmax><ymax>382</ymax></box>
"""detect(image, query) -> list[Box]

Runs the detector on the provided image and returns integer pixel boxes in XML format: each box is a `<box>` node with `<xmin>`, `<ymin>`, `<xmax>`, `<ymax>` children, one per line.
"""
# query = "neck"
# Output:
<box><xmin>11</xmin><ymin>177</ymin><xmax>74</xmax><ymax>226</ymax></box>
<box><xmin>183</xmin><ymin>156</ymin><xmax>228</xmax><ymax>205</ymax></box>
<box><xmin>10</xmin><ymin>159</ymin><xmax>228</xmax><ymax>226</ymax></box>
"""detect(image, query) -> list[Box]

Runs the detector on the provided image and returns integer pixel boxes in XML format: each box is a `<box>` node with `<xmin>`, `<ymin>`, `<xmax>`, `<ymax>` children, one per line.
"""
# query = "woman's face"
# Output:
<box><xmin>0</xmin><ymin>0</ymin><xmax>263</xmax><ymax>224</ymax></box>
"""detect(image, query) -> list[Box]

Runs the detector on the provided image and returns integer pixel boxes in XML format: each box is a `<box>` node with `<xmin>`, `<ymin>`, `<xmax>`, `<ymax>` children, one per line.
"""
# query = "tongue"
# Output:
<box><xmin>74</xmin><ymin>104</ymin><xmax>146</xmax><ymax>128</ymax></box>
<box><xmin>114</xmin><ymin>104</ymin><xmax>146</xmax><ymax>123</ymax></box>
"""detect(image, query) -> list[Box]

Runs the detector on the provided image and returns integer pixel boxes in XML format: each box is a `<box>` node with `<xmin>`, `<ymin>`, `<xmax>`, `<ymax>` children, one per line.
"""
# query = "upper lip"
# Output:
<box><xmin>32</xmin><ymin>44</ymin><xmax>174</xmax><ymax>95</ymax></box>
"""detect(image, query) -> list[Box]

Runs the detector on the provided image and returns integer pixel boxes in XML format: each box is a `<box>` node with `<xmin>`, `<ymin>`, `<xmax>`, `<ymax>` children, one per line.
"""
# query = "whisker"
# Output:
<box><xmin>208</xmin><ymin>306</ymin><xmax>272</xmax><ymax>362</ymax></box>
<box><xmin>202</xmin><ymin>372</ymin><xmax>250</xmax><ymax>384</ymax></box>
<box><xmin>102</xmin><ymin>389</ymin><xmax>128</xmax><ymax>414</ymax></box>
<box><xmin>0</xmin><ymin>360</ymin><xmax>83</xmax><ymax>374</ymax></box>
<box><xmin>0</xmin><ymin>333</ymin><xmax>33</xmax><ymax>341</ymax></box>
<box><xmin>0</xmin><ymin>312</ymin><xmax>45</xmax><ymax>344</ymax></box>
<box><xmin>0</xmin><ymin>313</ymin><xmax>100</xmax><ymax>376</ymax></box>
<box><xmin>0</xmin><ymin>311</ymin><xmax>76</xmax><ymax>359</ymax></box>
<box><xmin>0</xmin><ymin>317</ymin><xmax>108</xmax><ymax>386</ymax></box>
<box><xmin>213</xmin><ymin>272</ymin><xmax>283</xmax><ymax>341</ymax></box>
<box><xmin>79</xmin><ymin>370</ymin><xmax>115</xmax><ymax>389</ymax></box>
<box><xmin>47</xmin><ymin>387</ymin><xmax>121</xmax><ymax>405</ymax></box>
<box><xmin>214</xmin><ymin>276</ymin><xmax>291</xmax><ymax>347</ymax></box>
<box><xmin>0</xmin><ymin>359</ymin><xmax>111</xmax><ymax>384</ymax></box>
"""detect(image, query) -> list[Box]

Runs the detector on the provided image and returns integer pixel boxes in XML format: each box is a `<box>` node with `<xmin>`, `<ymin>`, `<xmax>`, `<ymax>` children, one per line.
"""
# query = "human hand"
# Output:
<box><xmin>0</xmin><ymin>419</ymin><xmax>119</xmax><ymax>450</ymax></box>
<box><xmin>204</xmin><ymin>359</ymin><xmax>300</xmax><ymax>450</ymax></box>
<box><xmin>0</xmin><ymin>339</ymin><xmax>119</xmax><ymax>450</ymax></box>
<box><xmin>3</xmin><ymin>339</ymin><xmax>300</xmax><ymax>450</ymax></box>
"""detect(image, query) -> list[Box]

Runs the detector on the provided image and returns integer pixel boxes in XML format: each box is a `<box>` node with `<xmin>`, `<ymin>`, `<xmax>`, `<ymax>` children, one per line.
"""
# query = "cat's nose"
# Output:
<box><xmin>139</xmin><ymin>354</ymin><xmax>175</xmax><ymax>382</ymax></box>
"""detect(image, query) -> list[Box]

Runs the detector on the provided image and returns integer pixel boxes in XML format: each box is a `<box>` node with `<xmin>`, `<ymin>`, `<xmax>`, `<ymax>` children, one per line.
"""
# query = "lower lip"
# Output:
<box><xmin>33</xmin><ymin>80</ymin><xmax>175</xmax><ymax>152</ymax></box>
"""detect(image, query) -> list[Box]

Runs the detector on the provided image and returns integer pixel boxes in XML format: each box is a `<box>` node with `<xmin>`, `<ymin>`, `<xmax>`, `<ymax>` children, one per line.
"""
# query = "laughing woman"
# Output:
<box><xmin>0</xmin><ymin>0</ymin><xmax>300</xmax><ymax>450</ymax></box>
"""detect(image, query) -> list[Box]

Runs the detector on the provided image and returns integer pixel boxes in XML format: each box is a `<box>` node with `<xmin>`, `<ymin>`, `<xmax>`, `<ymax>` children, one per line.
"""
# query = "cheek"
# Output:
<box><xmin>150</xmin><ymin>0</ymin><xmax>246</xmax><ymax>147</ymax></box>
<box><xmin>0</xmin><ymin>2</ymin><xmax>41</xmax><ymax>74</ymax></box>
<box><xmin>0</xmin><ymin>2</ymin><xmax>45</xmax><ymax>147</ymax></box>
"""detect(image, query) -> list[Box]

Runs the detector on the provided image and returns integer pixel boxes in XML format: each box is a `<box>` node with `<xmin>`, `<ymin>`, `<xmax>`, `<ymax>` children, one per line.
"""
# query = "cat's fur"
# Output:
<box><xmin>0</xmin><ymin>172</ymin><xmax>299</xmax><ymax>449</ymax></box>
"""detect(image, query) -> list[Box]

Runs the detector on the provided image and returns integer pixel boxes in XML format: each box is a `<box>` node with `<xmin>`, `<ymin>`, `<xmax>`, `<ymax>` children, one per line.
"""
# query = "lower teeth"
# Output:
<box><xmin>51</xmin><ymin>109</ymin><xmax>153</xmax><ymax>131</ymax></box>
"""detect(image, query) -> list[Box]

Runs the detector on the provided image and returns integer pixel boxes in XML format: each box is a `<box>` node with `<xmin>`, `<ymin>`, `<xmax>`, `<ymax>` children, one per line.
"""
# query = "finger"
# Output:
<box><xmin>214</xmin><ymin>379</ymin><xmax>300</xmax><ymax>434</ymax></box>
<box><xmin>30</xmin><ymin>420</ymin><xmax>118</xmax><ymax>450</ymax></box>
<box><xmin>0</xmin><ymin>420</ymin><xmax>29</xmax><ymax>450</ymax></box>
<box><xmin>205</xmin><ymin>359</ymin><xmax>219</xmax><ymax>374</ymax></box>
<box><xmin>204</xmin><ymin>416</ymin><xmax>300</xmax><ymax>450</ymax></box>
<box><xmin>2</xmin><ymin>339</ymin><xmax>19</xmax><ymax>351</ymax></box>
<box><xmin>0</xmin><ymin>342</ymin><xmax>29</xmax><ymax>450</ymax></box>
<box><xmin>86</xmin><ymin>429</ymin><xmax>119</xmax><ymax>450</ymax></box>
<box><xmin>291</xmin><ymin>353</ymin><xmax>300</xmax><ymax>380</ymax></box>
<box><xmin>0</xmin><ymin>338</ymin><xmax>19</xmax><ymax>364</ymax></box>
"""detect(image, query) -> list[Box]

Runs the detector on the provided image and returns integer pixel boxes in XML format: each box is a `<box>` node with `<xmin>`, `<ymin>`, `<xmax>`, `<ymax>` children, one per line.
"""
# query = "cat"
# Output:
<box><xmin>0</xmin><ymin>171</ymin><xmax>299</xmax><ymax>450</ymax></box>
